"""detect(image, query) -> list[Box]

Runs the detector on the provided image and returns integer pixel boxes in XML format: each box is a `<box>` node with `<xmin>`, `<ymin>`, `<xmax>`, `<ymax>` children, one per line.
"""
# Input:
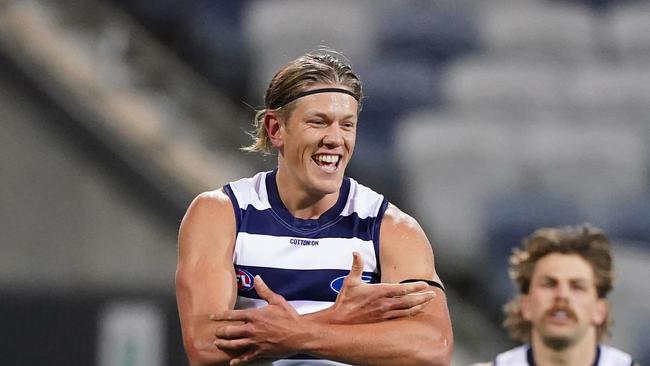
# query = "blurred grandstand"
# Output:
<box><xmin>0</xmin><ymin>0</ymin><xmax>648</xmax><ymax>365</ymax></box>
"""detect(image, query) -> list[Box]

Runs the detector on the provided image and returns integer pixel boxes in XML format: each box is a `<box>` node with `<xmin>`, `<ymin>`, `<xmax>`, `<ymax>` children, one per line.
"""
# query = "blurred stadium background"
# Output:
<box><xmin>1</xmin><ymin>0</ymin><xmax>649</xmax><ymax>365</ymax></box>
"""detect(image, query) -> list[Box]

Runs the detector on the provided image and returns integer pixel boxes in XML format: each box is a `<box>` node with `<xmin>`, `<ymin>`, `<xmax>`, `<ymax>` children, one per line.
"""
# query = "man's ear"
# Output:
<box><xmin>265</xmin><ymin>112</ymin><xmax>284</xmax><ymax>149</ymax></box>
<box><xmin>592</xmin><ymin>299</ymin><xmax>608</xmax><ymax>326</ymax></box>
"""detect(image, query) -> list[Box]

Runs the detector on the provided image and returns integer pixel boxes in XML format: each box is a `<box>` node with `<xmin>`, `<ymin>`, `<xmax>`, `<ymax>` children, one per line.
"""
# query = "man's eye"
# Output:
<box><xmin>572</xmin><ymin>283</ymin><xmax>587</xmax><ymax>291</ymax></box>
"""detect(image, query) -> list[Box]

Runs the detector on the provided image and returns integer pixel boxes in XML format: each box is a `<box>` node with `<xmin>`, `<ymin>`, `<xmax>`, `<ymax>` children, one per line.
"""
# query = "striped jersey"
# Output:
<box><xmin>223</xmin><ymin>170</ymin><xmax>389</xmax><ymax>366</ymax></box>
<box><xmin>494</xmin><ymin>344</ymin><xmax>635</xmax><ymax>366</ymax></box>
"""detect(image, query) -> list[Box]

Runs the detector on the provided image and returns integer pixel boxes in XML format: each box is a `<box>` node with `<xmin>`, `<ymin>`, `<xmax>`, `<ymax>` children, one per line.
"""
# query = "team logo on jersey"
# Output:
<box><xmin>329</xmin><ymin>275</ymin><xmax>373</xmax><ymax>294</ymax></box>
<box><xmin>236</xmin><ymin>268</ymin><xmax>255</xmax><ymax>291</ymax></box>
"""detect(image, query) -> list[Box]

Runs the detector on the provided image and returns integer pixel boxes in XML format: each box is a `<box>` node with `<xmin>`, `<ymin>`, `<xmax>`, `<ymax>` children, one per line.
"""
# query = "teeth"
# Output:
<box><xmin>316</xmin><ymin>155</ymin><xmax>339</xmax><ymax>164</ymax></box>
<box><xmin>552</xmin><ymin>311</ymin><xmax>568</xmax><ymax>319</ymax></box>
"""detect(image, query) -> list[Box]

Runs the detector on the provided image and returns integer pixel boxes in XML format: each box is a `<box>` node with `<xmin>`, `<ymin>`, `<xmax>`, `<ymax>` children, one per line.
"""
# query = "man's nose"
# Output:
<box><xmin>322</xmin><ymin>125</ymin><xmax>343</xmax><ymax>146</ymax></box>
<box><xmin>554</xmin><ymin>282</ymin><xmax>571</xmax><ymax>300</ymax></box>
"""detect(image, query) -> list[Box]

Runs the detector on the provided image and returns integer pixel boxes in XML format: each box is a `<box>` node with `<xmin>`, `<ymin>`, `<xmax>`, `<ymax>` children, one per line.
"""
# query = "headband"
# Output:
<box><xmin>274</xmin><ymin>88</ymin><xmax>359</xmax><ymax>109</ymax></box>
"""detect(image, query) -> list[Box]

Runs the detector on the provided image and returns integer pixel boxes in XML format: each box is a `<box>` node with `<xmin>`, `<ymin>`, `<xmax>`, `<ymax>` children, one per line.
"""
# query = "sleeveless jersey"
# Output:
<box><xmin>494</xmin><ymin>344</ymin><xmax>635</xmax><ymax>366</ymax></box>
<box><xmin>223</xmin><ymin>170</ymin><xmax>389</xmax><ymax>366</ymax></box>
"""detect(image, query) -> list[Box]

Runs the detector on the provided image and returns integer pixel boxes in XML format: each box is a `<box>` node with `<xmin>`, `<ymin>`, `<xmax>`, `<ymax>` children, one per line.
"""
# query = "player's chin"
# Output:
<box><xmin>307</xmin><ymin>172</ymin><xmax>343</xmax><ymax>195</ymax></box>
<box><xmin>316</xmin><ymin>178</ymin><xmax>343</xmax><ymax>194</ymax></box>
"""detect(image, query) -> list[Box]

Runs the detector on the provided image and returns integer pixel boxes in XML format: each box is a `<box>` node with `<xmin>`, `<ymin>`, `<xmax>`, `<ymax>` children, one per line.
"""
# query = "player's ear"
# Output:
<box><xmin>520</xmin><ymin>295</ymin><xmax>532</xmax><ymax>321</ymax></box>
<box><xmin>592</xmin><ymin>299</ymin><xmax>608</xmax><ymax>325</ymax></box>
<box><xmin>265</xmin><ymin>112</ymin><xmax>284</xmax><ymax>149</ymax></box>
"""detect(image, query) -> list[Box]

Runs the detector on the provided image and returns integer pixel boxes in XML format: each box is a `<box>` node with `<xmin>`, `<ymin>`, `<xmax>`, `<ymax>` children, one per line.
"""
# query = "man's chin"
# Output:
<box><xmin>314</xmin><ymin>179</ymin><xmax>343</xmax><ymax>196</ymax></box>
<box><xmin>314</xmin><ymin>181</ymin><xmax>342</xmax><ymax>195</ymax></box>
<box><xmin>311</xmin><ymin>170</ymin><xmax>344</xmax><ymax>187</ymax></box>
<box><xmin>540</xmin><ymin>332</ymin><xmax>575</xmax><ymax>350</ymax></box>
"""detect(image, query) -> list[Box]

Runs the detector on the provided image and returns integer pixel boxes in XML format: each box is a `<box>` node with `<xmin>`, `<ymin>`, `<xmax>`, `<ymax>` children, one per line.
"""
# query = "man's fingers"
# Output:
<box><xmin>254</xmin><ymin>275</ymin><xmax>285</xmax><ymax>305</ymax></box>
<box><xmin>230</xmin><ymin>350</ymin><xmax>260</xmax><ymax>366</ymax></box>
<box><xmin>379</xmin><ymin>290</ymin><xmax>435</xmax><ymax>311</ymax></box>
<box><xmin>253</xmin><ymin>275</ymin><xmax>271</xmax><ymax>298</ymax></box>
<box><xmin>374</xmin><ymin>281</ymin><xmax>431</xmax><ymax>298</ymax></box>
<box><xmin>398</xmin><ymin>290</ymin><xmax>436</xmax><ymax>309</ymax></box>
<box><xmin>214</xmin><ymin>337</ymin><xmax>254</xmax><ymax>351</ymax></box>
<box><xmin>347</xmin><ymin>251</ymin><xmax>364</xmax><ymax>280</ymax></box>
<box><xmin>403</xmin><ymin>281</ymin><xmax>430</xmax><ymax>293</ymax></box>
<box><xmin>215</xmin><ymin>324</ymin><xmax>251</xmax><ymax>339</ymax></box>
<box><xmin>210</xmin><ymin>310</ymin><xmax>251</xmax><ymax>322</ymax></box>
<box><xmin>382</xmin><ymin>303</ymin><xmax>427</xmax><ymax>319</ymax></box>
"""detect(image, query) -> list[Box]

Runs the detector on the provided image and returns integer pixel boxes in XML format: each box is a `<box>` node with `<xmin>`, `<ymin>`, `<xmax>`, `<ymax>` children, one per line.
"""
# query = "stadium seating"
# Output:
<box><xmin>397</xmin><ymin>113</ymin><xmax>522</xmax><ymax>272</ymax></box>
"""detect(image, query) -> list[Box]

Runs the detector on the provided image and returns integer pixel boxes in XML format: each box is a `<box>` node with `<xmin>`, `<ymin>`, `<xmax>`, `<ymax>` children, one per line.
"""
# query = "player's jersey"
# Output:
<box><xmin>494</xmin><ymin>344</ymin><xmax>635</xmax><ymax>366</ymax></box>
<box><xmin>223</xmin><ymin>170</ymin><xmax>388</xmax><ymax>366</ymax></box>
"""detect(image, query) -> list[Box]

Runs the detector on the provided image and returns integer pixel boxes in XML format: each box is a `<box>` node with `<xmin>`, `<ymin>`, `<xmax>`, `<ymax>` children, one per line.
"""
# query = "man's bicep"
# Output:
<box><xmin>379</xmin><ymin>205</ymin><xmax>438</xmax><ymax>284</ymax></box>
<box><xmin>176</xmin><ymin>257</ymin><xmax>238</xmax><ymax>320</ymax></box>
<box><xmin>176</xmin><ymin>191</ymin><xmax>239</xmax><ymax>313</ymax></box>
<box><xmin>176</xmin><ymin>191</ymin><xmax>240</xmax><ymax>364</ymax></box>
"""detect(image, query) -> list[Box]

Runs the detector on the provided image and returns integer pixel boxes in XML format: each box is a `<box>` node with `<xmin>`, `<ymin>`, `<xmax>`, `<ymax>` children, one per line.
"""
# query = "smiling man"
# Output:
<box><xmin>474</xmin><ymin>225</ymin><xmax>637</xmax><ymax>366</ymax></box>
<box><xmin>175</xmin><ymin>52</ymin><xmax>453</xmax><ymax>366</ymax></box>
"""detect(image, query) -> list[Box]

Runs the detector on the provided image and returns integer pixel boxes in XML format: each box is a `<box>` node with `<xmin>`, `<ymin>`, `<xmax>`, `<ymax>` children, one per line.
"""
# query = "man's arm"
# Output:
<box><xmin>299</xmin><ymin>204</ymin><xmax>453</xmax><ymax>365</ymax></box>
<box><xmin>178</xmin><ymin>190</ymin><xmax>438</xmax><ymax>365</ymax></box>
<box><xmin>176</xmin><ymin>189</ymin><xmax>242</xmax><ymax>366</ymax></box>
<box><xmin>307</xmin><ymin>252</ymin><xmax>437</xmax><ymax>325</ymax></box>
<box><xmin>214</xmin><ymin>204</ymin><xmax>453</xmax><ymax>366</ymax></box>
<box><xmin>374</xmin><ymin>203</ymin><xmax>453</xmax><ymax>363</ymax></box>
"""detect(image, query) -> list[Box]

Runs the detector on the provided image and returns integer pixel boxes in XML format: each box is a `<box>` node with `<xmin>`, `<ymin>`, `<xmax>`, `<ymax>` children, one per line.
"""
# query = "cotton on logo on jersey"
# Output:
<box><xmin>236</xmin><ymin>268</ymin><xmax>255</xmax><ymax>291</ymax></box>
<box><xmin>330</xmin><ymin>275</ymin><xmax>373</xmax><ymax>293</ymax></box>
<box><xmin>289</xmin><ymin>238</ymin><xmax>319</xmax><ymax>246</ymax></box>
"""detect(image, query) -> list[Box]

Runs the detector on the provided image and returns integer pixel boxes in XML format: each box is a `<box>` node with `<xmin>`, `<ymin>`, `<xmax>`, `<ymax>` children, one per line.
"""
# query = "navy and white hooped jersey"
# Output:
<box><xmin>223</xmin><ymin>170</ymin><xmax>388</xmax><ymax>366</ymax></box>
<box><xmin>494</xmin><ymin>344</ymin><xmax>635</xmax><ymax>366</ymax></box>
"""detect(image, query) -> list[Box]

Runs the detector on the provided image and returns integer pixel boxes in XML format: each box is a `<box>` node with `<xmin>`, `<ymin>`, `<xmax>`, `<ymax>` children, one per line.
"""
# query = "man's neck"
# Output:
<box><xmin>530</xmin><ymin>331</ymin><xmax>598</xmax><ymax>366</ymax></box>
<box><xmin>275</xmin><ymin>168</ymin><xmax>339</xmax><ymax>220</ymax></box>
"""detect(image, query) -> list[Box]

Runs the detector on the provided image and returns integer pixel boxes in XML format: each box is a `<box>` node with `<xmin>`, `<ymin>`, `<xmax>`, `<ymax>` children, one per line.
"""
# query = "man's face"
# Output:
<box><xmin>521</xmin><ymin>253</ymin><xmax>607</xmax><ymax>349</ymax></box>
<box><xmin>274</xmin><ymin>85</ymin><xmax>358</xmax><ymax>195</ymax></box>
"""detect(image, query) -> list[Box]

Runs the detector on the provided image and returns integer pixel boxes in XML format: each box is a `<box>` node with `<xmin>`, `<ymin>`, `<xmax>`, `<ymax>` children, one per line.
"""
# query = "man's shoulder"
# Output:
<box><xmin>381</xmin><ymin>204</ymin><xmax>422</xmax><ymax>234</ymax></box>
<box><xmin>187</xmin><ymin>172</ymin><xmax>271</xmax><ymax>220</ymax></box>
<box><xmin>598</xmin><ymin>344</ymin><xmax>635</xmax><ymax>366</ymax></box>
<box><xmin>224</xmin><ymin>171</ymin><xmax>271</xmax><ymax>209</ymax></box>
<box><xmin>226</xmin><ymin>171</ymin><xmax>268</xmax><ymax>192</ymax></box>
<box><xmin>468</xmin><ymin>346</ymin><xmax>528</xmax><ymax>366</ymax></box>
<box><xmin>188</xmin><ymin>189</ymin><xmax>233</xmax><ymax>218</ymax></box>
<box><xmin>494</xmin><ymin>345</ymin><xmax>529</xmax><ymax>366</ymax></box>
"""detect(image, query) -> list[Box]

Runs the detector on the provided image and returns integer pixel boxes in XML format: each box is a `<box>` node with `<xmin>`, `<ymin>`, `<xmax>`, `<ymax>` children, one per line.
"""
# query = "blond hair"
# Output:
<box><xmin>243</xmin><ymin>51</ymin><xmax>363</xmax><ymax>155</ymax></box>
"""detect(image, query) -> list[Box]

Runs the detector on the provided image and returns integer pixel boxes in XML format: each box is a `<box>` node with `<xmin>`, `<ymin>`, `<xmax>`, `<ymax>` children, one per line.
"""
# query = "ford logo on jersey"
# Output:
<box><xmin>330</xmin><ymin>275</ymin><xmax>373</xmax><ymax>293</ymax></box>
<box><xmin>236</xmin><ymin>268</ymin><xmax>255</xmax><ymax>291</ymax></box>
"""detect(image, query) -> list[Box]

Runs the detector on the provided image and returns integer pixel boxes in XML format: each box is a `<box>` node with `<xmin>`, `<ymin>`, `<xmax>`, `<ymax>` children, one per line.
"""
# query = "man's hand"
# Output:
<box><xmin>210</xmin><ymin>253</ymin><xmax>437</xmax><ymax>365</ymax></box>
<box><xmin>211</xmin><ymin>276</ymin><xmax>304</xmax><ymax>366</ymax></box>
<box><xmin>327</xmin><ymin>252</ymin><xmax>436</xmax><ymax>324</ymax></box>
